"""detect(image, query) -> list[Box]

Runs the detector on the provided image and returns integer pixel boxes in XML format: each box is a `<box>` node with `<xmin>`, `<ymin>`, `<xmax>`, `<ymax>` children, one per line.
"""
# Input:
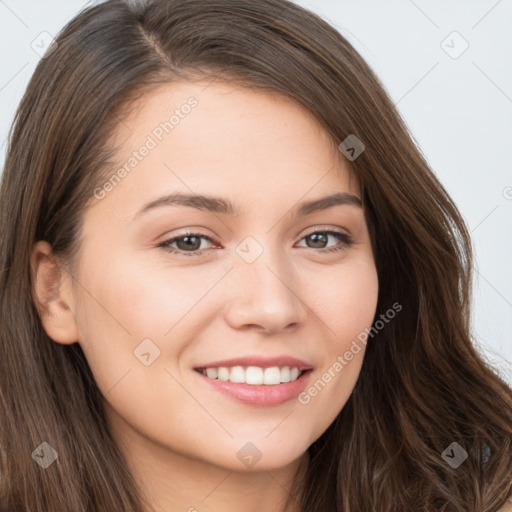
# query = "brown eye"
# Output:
<box><xmin>298</xmin><ymin>230</ymin><xmax>354</xmax><ymax>253</ymax></box>
<box><xmin>158</xmin><ymin>232</ymin><xmax>216</xmax><ymax>256</ymax></box>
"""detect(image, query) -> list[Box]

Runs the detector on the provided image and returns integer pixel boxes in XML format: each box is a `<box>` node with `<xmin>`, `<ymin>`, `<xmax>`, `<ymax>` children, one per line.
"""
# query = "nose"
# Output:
<box><xmin>222</xmin><ymin>246</ymin><xmax>308</xmax><ymax>335</ymax></box>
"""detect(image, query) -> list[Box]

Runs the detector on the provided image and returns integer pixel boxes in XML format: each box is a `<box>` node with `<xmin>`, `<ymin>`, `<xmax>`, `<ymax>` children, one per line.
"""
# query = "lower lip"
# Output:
<box><xmin>195</xmin><ymin>370</ymin><xmax>313</xmax><ymax>407</ymax></box>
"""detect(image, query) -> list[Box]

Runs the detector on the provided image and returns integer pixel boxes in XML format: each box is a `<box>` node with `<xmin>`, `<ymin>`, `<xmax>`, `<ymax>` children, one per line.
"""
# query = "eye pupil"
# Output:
<box><xmin>308</xmin><ymin>233</ymin><xmax>328</xmax><ymax>248</ymax></box>
<box><xmin>178</xmin><ymin>235</ymin><xmax>201</xmax><ymax>251</ymax></box>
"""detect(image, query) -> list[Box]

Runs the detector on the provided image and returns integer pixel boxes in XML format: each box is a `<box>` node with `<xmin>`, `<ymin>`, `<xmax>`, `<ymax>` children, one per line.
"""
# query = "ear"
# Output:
<box><xmin>30</xmin><ymin>240</ymin><xmax>79</xmax><ymax>344</ymax></box>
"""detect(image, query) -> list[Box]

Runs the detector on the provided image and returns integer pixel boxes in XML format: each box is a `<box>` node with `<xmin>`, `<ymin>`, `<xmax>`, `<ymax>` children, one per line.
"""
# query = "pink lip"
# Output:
<box><xmin>196</xmin><ymin>369</ymin><xmax>313</xmax><ymax>407</ymax></box>
<box><xmin>194</xmin><ymin>355</ymin><xmax>313</xmax><ymax>371</ymax></box>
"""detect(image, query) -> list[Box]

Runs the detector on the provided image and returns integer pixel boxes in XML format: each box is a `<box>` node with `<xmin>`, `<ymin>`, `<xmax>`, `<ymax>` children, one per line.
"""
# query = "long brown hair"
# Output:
<box><xmin>1</xmin><ymin>1</ymin><xmax>511</xmax><ymax>510</ymax></box>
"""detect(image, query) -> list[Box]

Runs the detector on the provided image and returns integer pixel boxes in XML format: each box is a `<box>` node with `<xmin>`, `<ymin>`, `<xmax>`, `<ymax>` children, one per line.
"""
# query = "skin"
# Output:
<box><xmin>31</xmin><ymin>80</ymin><xmax>379</xmax><ymax>512</ymax></box>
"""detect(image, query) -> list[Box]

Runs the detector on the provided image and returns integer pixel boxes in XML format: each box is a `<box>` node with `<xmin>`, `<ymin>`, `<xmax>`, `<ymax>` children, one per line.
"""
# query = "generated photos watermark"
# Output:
<box><xmin>298</xmin><ymin>301</ymin><xmax>402</xmax><ymax>405</ymax></box>
<box><xmin>93</xmin><ymin>96</ymin><xmax>198</xmax><ymax>200</ymax></box>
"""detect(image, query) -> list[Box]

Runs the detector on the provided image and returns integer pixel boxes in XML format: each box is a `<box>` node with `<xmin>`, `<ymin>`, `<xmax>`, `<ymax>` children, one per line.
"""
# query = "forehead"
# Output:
<box><xmin>89</xmin><ymin>80</ymin><xmax>360</xmax><ymax>219</ymax></box>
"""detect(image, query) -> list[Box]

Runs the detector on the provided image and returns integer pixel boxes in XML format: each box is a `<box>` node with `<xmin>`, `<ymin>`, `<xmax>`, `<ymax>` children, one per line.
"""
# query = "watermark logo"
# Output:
<box><xmin>134</xmin><ymin>338</ymin><xmax>161</xmax><ymax>366</ymax></box>
<box><xmin>31</xmin><ymin>32</ymin><xmax>58</xmax><ymax>58</ymax></box>
<box><xmin>338</xmin><ymin>134</ymin><xmax>365</xmax><ymax>161</ymax></box>
<box><xmin>441</xmin><ymin>441</ymin><xmax>468</xmax><ymax>469</ymax></box>
<box><xmin>236</xmin><ymin>442</ymin><xmax>262</xmax><ymax>468</ymax></box>
<box><xmin>32</xmin><ymin>442</ymin><xmax>58</xmax><ymax>469</ymax></box>
<box><xmin>235</xmin><ymin>236</ymin><xmax>264</xmax><ymax>264</ymax></box>
<box><xmin>441</xmin><ymin>31</ymin><xmax>469</xmax><ymax>60</ymax></box>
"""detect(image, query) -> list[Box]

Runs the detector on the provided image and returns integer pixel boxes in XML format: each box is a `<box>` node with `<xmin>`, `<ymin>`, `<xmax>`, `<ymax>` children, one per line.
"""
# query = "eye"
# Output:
<box><xmin>158</xmin><ymin>231</ymin><xmax>217</xmax><ymax>257</ymax></box>
<box><xmin>158</xmin><ymin>228</ymin><xmax>354</xmax><ymax>257</ymax></box>
<box><xmin>297</xmin><ymin>229</ymin><xmax>354</xmax><ymax>254</ymax></box>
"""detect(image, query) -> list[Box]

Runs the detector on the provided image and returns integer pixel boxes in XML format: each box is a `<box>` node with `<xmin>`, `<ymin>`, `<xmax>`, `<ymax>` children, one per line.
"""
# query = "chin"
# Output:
<box><xmin>201</xmin><ymin>436</ymin><xmax>311</xmax><ymax>473</ymax></box>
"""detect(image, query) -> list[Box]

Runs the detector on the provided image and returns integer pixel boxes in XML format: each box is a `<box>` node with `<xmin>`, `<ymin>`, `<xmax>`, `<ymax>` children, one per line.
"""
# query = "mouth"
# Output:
<box><xmin>193</xmin><ymin>357</ymin><xmax>314</xmax><ymax>407</ymax></box>
<box><xmin>194</xmin><ymin>365</ymin><xmax>309</xmax><ymax>385</ymax></box>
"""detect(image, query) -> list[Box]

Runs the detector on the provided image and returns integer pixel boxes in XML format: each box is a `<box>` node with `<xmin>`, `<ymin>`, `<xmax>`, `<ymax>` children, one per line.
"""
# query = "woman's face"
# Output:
<box><xmin>50</xmin><ymin>81</ymin><xmax>378</xmax><ymax>471</ymax></box>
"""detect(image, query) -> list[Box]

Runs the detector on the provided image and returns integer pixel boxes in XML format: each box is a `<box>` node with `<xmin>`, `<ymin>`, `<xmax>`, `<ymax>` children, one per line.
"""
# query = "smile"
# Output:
<box><xmin>194</xmin><ymin>366</ymin><xmax>313</xmax><ymax>407</ymax></box>
<box><xmin>196</xmin><ymin>365</ymin><xmax>303</xmax><ymax>385</ymax></box>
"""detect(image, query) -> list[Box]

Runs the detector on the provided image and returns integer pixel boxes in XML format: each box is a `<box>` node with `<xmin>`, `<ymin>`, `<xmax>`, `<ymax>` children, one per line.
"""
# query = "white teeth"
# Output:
<box><xmin>217</xmin><ymin>367</ymin><xmax>230</xmax><ymax>381</ymax></box>
<box><xmin>246</xmin><ymin>366</ymin><xmax>263</xmax><ymax>385</ymax></box>
<box><xmin>280</xmin><ymin>366</ymin><xmax>291</xmax><ymax>383</ymax></box>
<box><xmin>229</xmin><ymin>366</ymin><xmax>245</xmax><ymax>383</ymax></box>
<box><xmin>198</xmin><ymin>365</ymin><xmax>304</xmax><ymax>385</ymax></box>
<box><xmin>263</xmin><ymin>367</ymin><xmax>281</xmax><ymax>385</ymax></box>
<box><xmin>206</xmin><ymin>368</ymin><xmax>218</xmax><ymax>379</ymax></box>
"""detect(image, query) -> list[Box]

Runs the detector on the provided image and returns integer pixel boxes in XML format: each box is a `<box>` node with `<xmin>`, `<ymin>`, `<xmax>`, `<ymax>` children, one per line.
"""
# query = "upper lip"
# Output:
<box><xmin>195</xmin><ymin>355</ymin><xmax>313</xmax><ymax>371</ymax></box>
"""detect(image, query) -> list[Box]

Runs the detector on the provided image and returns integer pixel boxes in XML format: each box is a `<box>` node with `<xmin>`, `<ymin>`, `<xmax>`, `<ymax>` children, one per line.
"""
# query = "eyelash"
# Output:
<box><xmin>158</xmin><ymin>229</ymin><xmax>354</xmax><ymax>257</ymax></box>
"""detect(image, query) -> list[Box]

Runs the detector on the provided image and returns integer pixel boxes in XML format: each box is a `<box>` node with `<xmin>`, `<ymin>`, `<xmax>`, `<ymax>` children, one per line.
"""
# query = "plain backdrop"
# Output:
<box><xmin>0</xmin><ymin>0</ymin><xmax>511</xmax><ymax>383</ymax></box>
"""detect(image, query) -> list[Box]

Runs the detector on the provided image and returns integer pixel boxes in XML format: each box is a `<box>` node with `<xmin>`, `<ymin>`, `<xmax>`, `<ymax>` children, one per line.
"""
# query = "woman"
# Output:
<box><xmin>0</xmin><ymin>0</ymin><xmax>510</xmax><ymax>510</ymax></box>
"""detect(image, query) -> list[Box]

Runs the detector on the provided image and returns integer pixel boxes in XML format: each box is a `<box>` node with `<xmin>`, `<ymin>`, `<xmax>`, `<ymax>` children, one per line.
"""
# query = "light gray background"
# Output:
<box><xmin>1</xmin><ymin>0</ymin><xmax>510</xmax><ymax>382</ymax></box>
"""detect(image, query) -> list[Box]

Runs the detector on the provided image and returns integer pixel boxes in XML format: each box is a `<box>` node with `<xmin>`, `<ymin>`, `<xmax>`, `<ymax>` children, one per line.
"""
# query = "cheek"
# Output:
<box><xmin>89</xmin><ymin>255</ymin><xmax>216</xmax><ymax>338</ymax></box>
<box><xmin>74</xmin><ymin>254</ymin><xmax>229</xmax><ymax>386</ymax></box>
<box><xmin>327</xmin><ymin>258</ymin><xmax>379</xmax><ymax>380</ymax></box>
<box><xmin>309</xmin><ymin>256</ymin><xmax>379</xmax><ymax>342</ymax></box>
<box><xmin>72</xmin><ymin>257</ymin><xmax>182</xmax><ymax>386</ymax></box>
<box><xmin>296</xmin><ymin>257</ymin><xmax>378</xmax><ymax>433</ymax></box>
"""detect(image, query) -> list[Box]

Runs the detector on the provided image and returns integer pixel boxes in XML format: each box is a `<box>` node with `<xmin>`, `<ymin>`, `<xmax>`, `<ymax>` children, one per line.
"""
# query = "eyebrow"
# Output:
<box><xmin>134</xmin><ymin>191</ymin><xmax>362</xmax><ymax>219</ymax></box>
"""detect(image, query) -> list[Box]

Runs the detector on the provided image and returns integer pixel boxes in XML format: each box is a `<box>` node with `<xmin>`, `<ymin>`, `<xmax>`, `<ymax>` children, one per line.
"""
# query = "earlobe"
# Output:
<box><xmin>30</xmin><ymin>240</ymin><xmax>79</xmax><ymax>345</ymax></box>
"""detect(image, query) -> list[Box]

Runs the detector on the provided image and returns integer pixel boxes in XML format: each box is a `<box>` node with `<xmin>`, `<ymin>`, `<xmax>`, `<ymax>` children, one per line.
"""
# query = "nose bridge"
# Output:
<box><xmin>224</xmin><ymin>234</ymin><xmax>306</xmax><ymax>331</ymax></box>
